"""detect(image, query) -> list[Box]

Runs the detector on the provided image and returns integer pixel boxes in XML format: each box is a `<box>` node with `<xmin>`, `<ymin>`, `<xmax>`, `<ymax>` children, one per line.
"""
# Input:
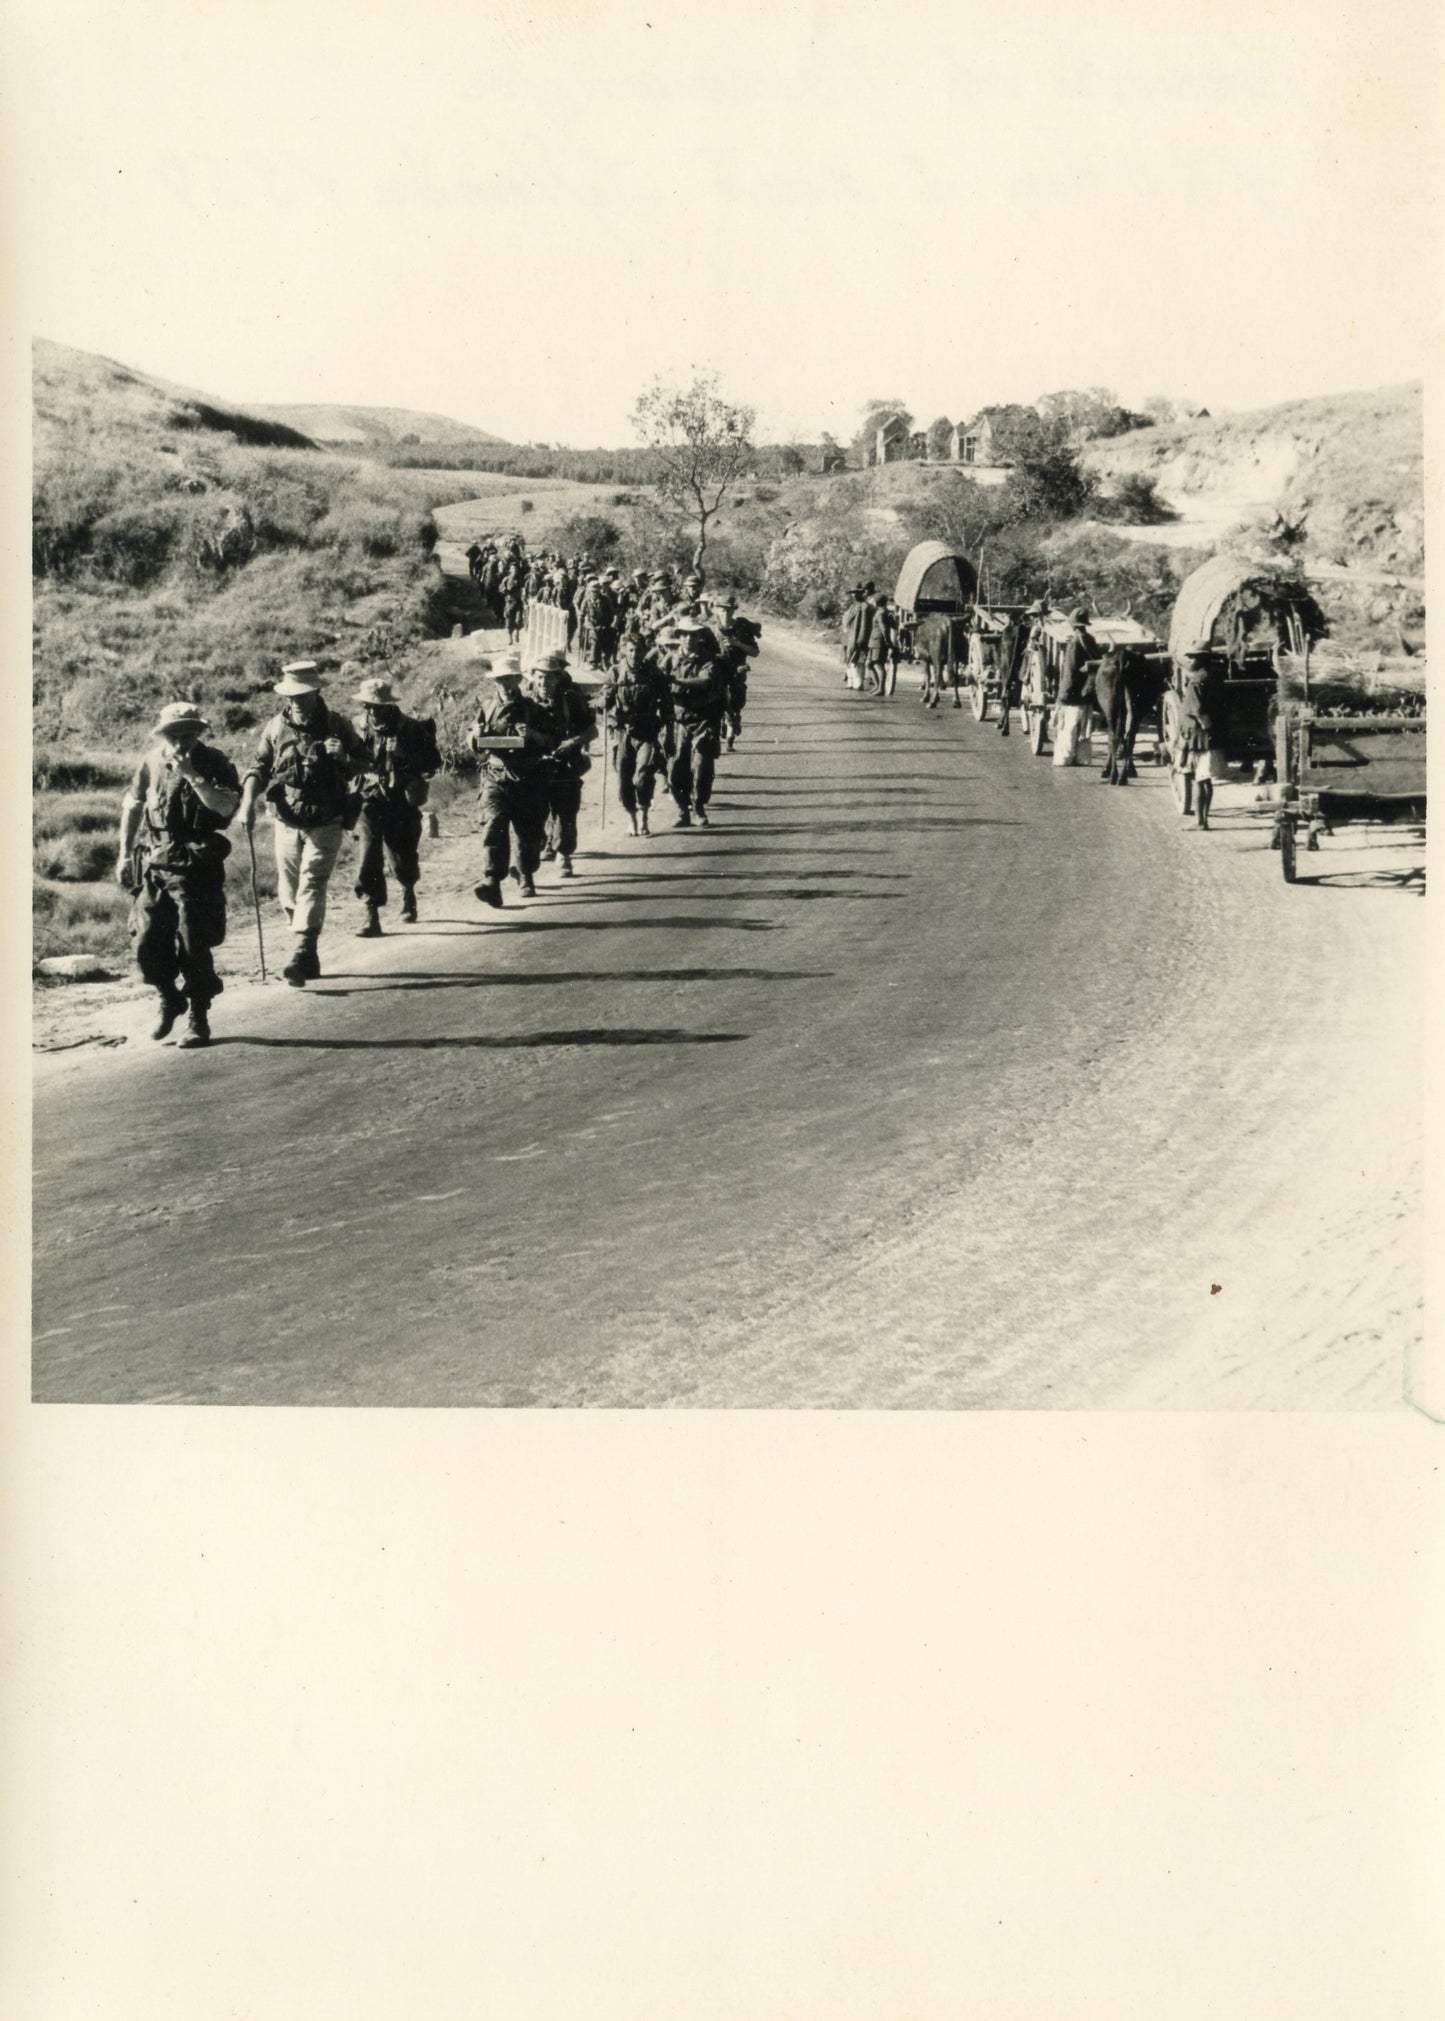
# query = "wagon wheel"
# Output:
<box><xmin>1279</xmin><ymin>818</ymin><xmax>1298</xmax><ymax>883</ymax></box>
<box><xmin>1159</xmin><ymin>687</ymin><xmax>1182</xmax><ymax>768</ymax></box>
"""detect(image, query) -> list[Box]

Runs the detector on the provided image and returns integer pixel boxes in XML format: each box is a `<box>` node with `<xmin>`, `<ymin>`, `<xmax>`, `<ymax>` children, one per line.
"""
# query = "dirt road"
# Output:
<box><xmin>32</xmin><ymin>635</ymin><xmax>1424</xmax><ymax>1407</ymax></box>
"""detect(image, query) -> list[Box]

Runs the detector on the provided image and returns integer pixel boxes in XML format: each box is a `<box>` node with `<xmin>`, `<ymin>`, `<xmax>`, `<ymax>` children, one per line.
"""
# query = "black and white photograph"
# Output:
<box><xmin>23</xmin><ymin>0</ymin><xmax>1432</xmax><ymax>1410</ymax></box>
<box><xmin>5</xmin><ymin>3</ymin><xmax>1443</xmax><ymax>2018</ymax></box>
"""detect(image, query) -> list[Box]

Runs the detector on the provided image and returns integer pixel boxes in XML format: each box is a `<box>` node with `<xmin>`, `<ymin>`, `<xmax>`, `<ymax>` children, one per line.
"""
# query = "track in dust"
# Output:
<box><xmin>32</xmin><ymin>636</ymin><xmax>1423</xmax><ymax>1407</ymax></box>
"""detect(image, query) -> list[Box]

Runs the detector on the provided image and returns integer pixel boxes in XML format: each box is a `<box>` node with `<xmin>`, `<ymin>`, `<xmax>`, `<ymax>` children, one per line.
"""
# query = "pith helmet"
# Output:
<box><xmin>153</xmin><ymin>700</ymin><xmax>210</xmax><ymax>735</ymax></box>
<box><xmin>274</xmin><ymin>660</ymin><xmax>322</xmax><ymax>695</ymax></box>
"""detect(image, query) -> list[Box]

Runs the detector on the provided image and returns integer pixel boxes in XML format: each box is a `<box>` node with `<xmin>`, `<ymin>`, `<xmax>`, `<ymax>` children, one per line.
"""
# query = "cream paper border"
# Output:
<box><xmin>2</xmin><ymin>5</ymin><xmax>1442</xmax><ymax>2016</ymax></box>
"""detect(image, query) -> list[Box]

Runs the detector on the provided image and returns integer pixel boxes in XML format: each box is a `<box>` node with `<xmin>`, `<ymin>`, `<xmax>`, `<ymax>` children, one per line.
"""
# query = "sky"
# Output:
<box><xmin>3</xmin><ymin>0</ymin><xmax>1440</xmax><ymax>444</ymax></box>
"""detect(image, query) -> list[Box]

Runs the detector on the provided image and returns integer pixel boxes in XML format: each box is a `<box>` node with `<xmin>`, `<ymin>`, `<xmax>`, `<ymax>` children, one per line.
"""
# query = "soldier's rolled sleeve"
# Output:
<box><xmin>245</xmin><ymin>726</ymin><xmax>277</xmax><ymax>789</ymax></box>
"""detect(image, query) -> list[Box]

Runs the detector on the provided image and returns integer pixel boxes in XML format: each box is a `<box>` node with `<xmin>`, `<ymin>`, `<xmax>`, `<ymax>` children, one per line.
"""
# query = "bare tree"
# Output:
<box><xmin>630</xmin><ymin>371</ymin><xmax>756</xmax><ymax>571</ymax></box>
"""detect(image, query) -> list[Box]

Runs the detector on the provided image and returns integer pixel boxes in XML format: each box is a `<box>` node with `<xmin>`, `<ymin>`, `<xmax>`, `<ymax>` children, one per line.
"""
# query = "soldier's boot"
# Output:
<box><xmin>400</xmin><ymin>887</ymin><xmax>418</xmax><ymax>923</ymax></box>
<box><xmin>177</xmin><ymin>1000</ymin><xmax>212</xmax><ymax>1049</ymax></box>
<box><xmin>283</xmin><ymin>930</ymin><xmax>320</xmax><ymax>987</ymax></box>
<box><xmin>639</xmin><ymin>807</ymin><xmax>651</xmax><ymax>837</ymax></box>
<box><xmin>519</xmin><ymin>871</ymin><xmax>538</xmax><ymax>897</ymax></box>
<box><xmin>672</xmin><ymin>810</ymin><xmax>692</xmax><ymax>828</ymax></box>
<box><xmin>695</xmin><ymin>806</ymin><xmax>710</xmax><ymax>827</ymax></box>
<box><xmin>725</xmin><ymin>732</ymin><xmax>736</xmax><ymax>752</ymax></box>
<box><xmin>473</xmin><ymin>879</ymin><xmax>503</xmax><ymax>909</ymax></box>
<box><xmin>559</xmin><ymin>855</ymin><xmax>574</xmax><ymax>878</ymax></box>
<box><xmin>150</xmin><ymin>989</ymin><xmax>188</xmax><ymax>1041</ymax></box>
<box><xmin>357</xmin><ymin>901</ymin><xmax>383</xmax><ymax>938</ymax></box>
<box><xmin>541</xmin><ymin>842</ymin><xmax>558</xmax><ymax>862</ymax></box>
<box><xmin>628</xmin><ymin>810</ymin><xmax>640</xmax><ymax>836</ymax></box>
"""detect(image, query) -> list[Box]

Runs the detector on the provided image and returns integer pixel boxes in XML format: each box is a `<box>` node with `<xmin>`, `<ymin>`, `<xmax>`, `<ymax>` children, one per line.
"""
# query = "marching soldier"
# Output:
<box><xmin>532</xmin><ymin>650</ymin><xmax>598</xmax><ymax>878</ymax></box>
<box><xmin>116</xmin><ymin>700</ymin><xmax>241</xmax><ymax>1048</ymax></box>
<box><xmin>350</xmin><ymin>672</ymin><xmax>440</xmax><ymax>935</ymax></box>
<box><xmin>666</xmin><ymin>617</ymin><xmax>727</xmax><ymax>828</ymax></box>
<box><xmin>712</xmin><ymin>593</ymin><xmax>756</xmax><ymax>749</ymax></box>
<box><xmin>239</xmin><ymin>661</ymin><xmax>366</xmax><ymax>987</ymax></box>
<box><xmin>469</xmin><ymin>658</ymin><xmax>554</xmax><ymax>907</ymax></box>
<box><xmin>604</xmin><ymin>627</ymin><xmax>673</xmax><ymax>836</ymax></box>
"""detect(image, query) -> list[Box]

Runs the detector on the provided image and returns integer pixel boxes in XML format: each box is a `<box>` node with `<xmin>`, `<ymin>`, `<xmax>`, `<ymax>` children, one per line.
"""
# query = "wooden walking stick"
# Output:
<box><xmin>246</xmin><ymin>828</ymin><xmax>267</xmax><ymax>982</ymax></box>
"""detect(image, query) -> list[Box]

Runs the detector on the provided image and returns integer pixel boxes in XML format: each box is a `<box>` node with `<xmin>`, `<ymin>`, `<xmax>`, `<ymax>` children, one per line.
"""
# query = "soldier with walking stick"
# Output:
<box><xmin>115</xmin><ymin>700</ymin><xmax>242</xmax><ymax>1049</ymax></box>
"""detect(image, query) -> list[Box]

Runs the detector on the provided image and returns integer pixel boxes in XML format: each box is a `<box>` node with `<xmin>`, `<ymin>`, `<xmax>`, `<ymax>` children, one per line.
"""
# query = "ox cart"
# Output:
<box><xmin>1164</xmin><ymin>555</ymin><xmax>1326</xmax><ymax>817</ymax></box>
<box><xmin>892</xmin><ymin>541</ymin><xmax>979</xmax><ymax>707</ymax></box>
<box><xmin>1272</xmin><ymin>704</ymin><xmax>1427</xmax><ymax>883</ymax></box>
<box><xmin>1018</xmin><ymin>609</ymin><xmax>1167</xmax><ymax>757</ymax></box>
<box><xmin>963</xmin><ymin>604</ymin><xmax>1028</xmax><ymax>723</ymax></box>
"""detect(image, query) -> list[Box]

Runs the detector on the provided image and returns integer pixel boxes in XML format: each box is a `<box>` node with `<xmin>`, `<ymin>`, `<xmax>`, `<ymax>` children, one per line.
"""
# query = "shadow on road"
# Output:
<box><xmin>418</xmin><ymin>915</ymin><xmax>782</xmax><ymax>932</ymax></box>
<box><xmin>576</xmin><ymin>869</ymin><xmax>907</xmax><ymax>883</ymax></box>
<box><xmin>740</xmin><ymin>818</ymin><xmax>1021</xmax><ymax>834</ymax></box>
<box><xmin>313</xmin><ymin>966</ymin><xmax>834</xmax><ymax>994</ymax></box>
<box><xmin>215</xmin><ymin>1027</ymin><xmax>751</xmax><ymax>1052</ymax></box>
<box><xmin>548</xmin><ymin>889</ymin><xmax>893</xmax><ymax>906</ymax></box>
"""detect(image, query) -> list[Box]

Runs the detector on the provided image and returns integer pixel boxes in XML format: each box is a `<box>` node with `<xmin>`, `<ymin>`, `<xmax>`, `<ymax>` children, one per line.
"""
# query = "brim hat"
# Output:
<box><xmin>274</xmin><ymin>660</ymin><xmax>322</xmax><ymax>696</ymax></box>
<box><xmin>354</xmin><ymin>676</ymin><xmax>399</xmax><ymax>706</ymax></box>
<box><xmin>1071</xmin><ymin>607</ymin><xmax>1091</xmax><ymax>624</ymax></box>
<box><xmin>153</xmin><ymin>700</ymin><xmax>210</xmax><ymax>735</ymax></box>
<box><xmin>675</xmin><ymin>617</ymin><xmax>707</xmax><ymax>634</ymax></box>
<box><xmin>531</xmin><ymin>650</ymin><xmax>570</xmax><ymax>675</ymax></box>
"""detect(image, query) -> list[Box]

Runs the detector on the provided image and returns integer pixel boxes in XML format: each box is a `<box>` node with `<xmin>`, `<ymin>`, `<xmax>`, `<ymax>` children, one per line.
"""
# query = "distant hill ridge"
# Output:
<box><xmin>33</xmin><ymin>337</ymin><xmax>513</xmax><ymax>455</ymax></box>
<box><xmin>245</xmin><ymin>400</ymin><xmax>512</xmax><ymax>450</ymax></box>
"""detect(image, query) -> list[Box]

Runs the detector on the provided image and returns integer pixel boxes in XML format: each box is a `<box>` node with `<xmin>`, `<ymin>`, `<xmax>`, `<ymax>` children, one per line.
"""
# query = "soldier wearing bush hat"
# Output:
<box><xmin>116</xmin><ymin>700</ymin><xmax>242</xmax><ymax>1047</ymax></box>
<box><xmin>349</xmin><ymin>668</ymin><xmax>440</xmax><ymax>936</ymax></box>
<box><xmin>665</xmin><ymin>618</ymin><xmax>727</xmax><ymax>828</ymax></box>
<box><xmin>531</xmin><ymin>650</ymin><xmax>597</xmax><ymax>877</ymax></box>
<box><xmin>467</xmin><ymin>660</ymin><xmax>554</xmax><ymax>906</ymax></box>
<box><xmin>239</xmin><ymin>659</ymin><xmax>367</xmax><ymax>985</ymax></box>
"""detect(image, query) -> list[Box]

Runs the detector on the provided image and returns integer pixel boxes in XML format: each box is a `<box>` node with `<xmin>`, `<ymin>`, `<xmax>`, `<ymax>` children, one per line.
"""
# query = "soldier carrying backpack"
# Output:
<box><xmin>349</xmin><ymin>672</ymin><xmax>442</xmax><ymax>935</ymax></box>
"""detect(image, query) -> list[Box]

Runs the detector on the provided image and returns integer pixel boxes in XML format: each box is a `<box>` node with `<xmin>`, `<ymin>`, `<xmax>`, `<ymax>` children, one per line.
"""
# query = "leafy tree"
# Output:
<box><xmin>926</xmin><ymin>415</ymin><xmax>954</xmax><ymax>460</ymax></box>
<box><xmin>630</xmin><ymin>371</ymin><xmax>756</xmax><ymax>570</ymax></box>
<box><xmin>1003</xmin><ymin>440</ymin><xmax>1098</xmax><ymax>522</ymax></box>
<box><xmin>853</xmin><ymin>397</ymin><xmax>913</xmax><ymax>457</ymax></box>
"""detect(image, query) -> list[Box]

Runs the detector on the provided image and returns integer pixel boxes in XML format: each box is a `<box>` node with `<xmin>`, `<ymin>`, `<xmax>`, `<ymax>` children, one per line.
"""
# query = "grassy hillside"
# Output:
<box><xmin>31</xmin><ymin>340</ymin><xmax>505</xmax><ymax>972</ymax></box>
<box><xmin>244</xmin><ymin>400</ymin><xmax>510</xmax><ymax>450</ymax></box>
<box><xmin>1081</xmin><ymin>383</ymin><xmax>1424</xmax><ymax>577</ymax></box>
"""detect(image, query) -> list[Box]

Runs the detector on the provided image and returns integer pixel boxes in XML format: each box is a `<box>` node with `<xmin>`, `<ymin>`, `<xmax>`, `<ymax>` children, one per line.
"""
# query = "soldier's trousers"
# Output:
<box><xmin>478</xmin><ymin>775</ymin><xmax>547</xmax><ymax>883</ymax></box>
<box><xmin>670</xmin><ymin>725</ymin><xmax>720</xmax><ymax>815</ymax></box>
<box><xmin>546</xmin><ymin>777</ymin><xmax>584</xmax><ymax>858</ymax></box>
<box><xmin>130</xmin><ymin>861</ymin><xmax>225</xmax><ymax>1008</ymax></box>
<box><xmin>273</xmin><ymin>819</ymin><xmax>346</xmax><ymax>937</ymax></box>
<box><xmin>617</xmin><ymin>736</ymin><xmax>662</xmax><ymax>815</ymax></box>
<box><xmin>354</xmin><ymin>798</ymin><xmax>423</xmax><ymax>908</ymax></box>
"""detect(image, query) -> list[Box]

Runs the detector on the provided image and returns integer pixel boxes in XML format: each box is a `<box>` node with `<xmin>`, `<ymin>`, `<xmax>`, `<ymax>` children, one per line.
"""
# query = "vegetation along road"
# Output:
<box><xmin>32</xmin><ymin>632</ymin><xmax>1423</xmax><ymax>1407</ymax></box>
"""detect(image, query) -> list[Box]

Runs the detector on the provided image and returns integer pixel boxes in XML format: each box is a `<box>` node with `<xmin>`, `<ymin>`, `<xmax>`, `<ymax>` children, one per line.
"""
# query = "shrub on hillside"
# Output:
<box><xmin>34</xmin><ymin>831</ymin><xmax>115</xmax><ymax>883</ymax></box>
<box><xmin>555</xmin><ymin>512</ymin><xmax>624</xmax><ymax>561</ymax></box>
<box><xmin>1092</xmin><ymin>474</ymin><xmax>1177</xmax><ymax>526</ymax></box>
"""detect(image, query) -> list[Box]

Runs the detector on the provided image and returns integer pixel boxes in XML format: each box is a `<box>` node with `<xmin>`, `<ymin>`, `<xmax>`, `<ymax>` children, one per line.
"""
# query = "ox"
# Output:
<box><xmin>912</xmin><ymin>612</ymin><xmax>968</xmax><ymax>711</ymax></box>
<box><xmin>1093</xmin><ymin>647</ymin><xmax>1164</xmax><ymax>785</ymax></box>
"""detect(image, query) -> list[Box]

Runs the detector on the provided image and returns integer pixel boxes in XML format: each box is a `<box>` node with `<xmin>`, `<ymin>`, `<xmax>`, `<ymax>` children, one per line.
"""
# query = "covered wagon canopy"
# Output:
<box><xmin>893</xmin><ymin>540</ymin><xmax>977</xmax><ymax>614</ymax></box>
<box><xmin>1168</xmin><ymin>553</ymin><xmax>1325</xmax><ymax>662</ymax></box>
